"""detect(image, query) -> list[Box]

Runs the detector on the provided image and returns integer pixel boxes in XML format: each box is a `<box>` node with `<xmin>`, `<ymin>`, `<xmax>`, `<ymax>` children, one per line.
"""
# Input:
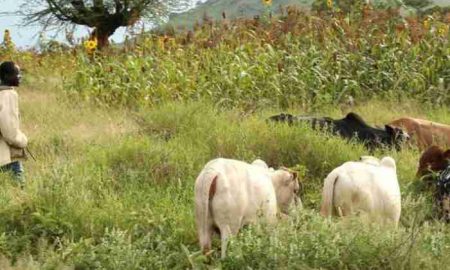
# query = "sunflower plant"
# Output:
<box><xmin>326</xmin><ymin>0</ymin><xmax>333</xmax><ymax>9</ymax></box>
<box><xmin>260</xmin><ymin>0</ymin><xmax>273</xmax><ymax>25</ymax></box>
<box><xmin>437</xmin><ymin>24</ymin><xmax>449</xmax><ymax>37</ymax></box>
<box><xmin>1</xmin><ymin>29</ymin><xmax>15</xmax><ymax>54</ymax></box>
<box><xmin>83</xmin><ymin>38</ymin><xmax>98</xmax><ymax>54</ymax></box>
<box><xmin>423</xmin><ymin>16</ymin><xmax>432</xmax><ymax>30</ymax></box>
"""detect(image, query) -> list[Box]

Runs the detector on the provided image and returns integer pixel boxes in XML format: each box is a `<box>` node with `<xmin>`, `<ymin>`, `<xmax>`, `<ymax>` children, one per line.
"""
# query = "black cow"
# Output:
<box><xmin>436</xmin><ymin>166</ymin><xmax>450</xmax><ymax>222</ymax></box>
<box><xmin>268</xmin><ymin>112</ymin><xmax>410</xmax><ymax>151</ymax></box>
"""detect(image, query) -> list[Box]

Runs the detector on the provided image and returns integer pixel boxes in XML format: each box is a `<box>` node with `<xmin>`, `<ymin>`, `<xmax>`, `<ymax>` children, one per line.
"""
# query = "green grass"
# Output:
<box><xmin>0</xmin><ymin>5</ymin><xmax>448</xmax><ymax>269</ymax></box>
<box><xmin>0</xmin><ymin>76</ymin><xmax>448</xmax><ymax>268</ymax></box>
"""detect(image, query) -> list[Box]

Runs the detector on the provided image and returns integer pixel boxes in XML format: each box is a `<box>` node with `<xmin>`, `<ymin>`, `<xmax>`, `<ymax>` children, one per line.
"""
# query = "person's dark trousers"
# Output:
<box><xmin>0</xmin><ymin>161</ymin><xmax>24</xmax><ymax>187</ymax></box>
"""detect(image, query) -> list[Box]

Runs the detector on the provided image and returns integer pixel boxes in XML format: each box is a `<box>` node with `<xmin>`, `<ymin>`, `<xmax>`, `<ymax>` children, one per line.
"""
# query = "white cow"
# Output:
<box><xmin>195</xmin><ymin>158</ymin><xmax>300</xmax><ymax>258</ymax></box>
<box><xmin>251</xmin><ymin>159</ymin><xmax>275</xmax><ymax>172</ymax></box>
<box><xmin>251</xmin><ymin>159</ymin><xmax>270</xmax><ymax>169</ymax></box>
<box><xmin>359</xmin><ymin>155</ymin><xmax>381</xmax><ymax>166</ymax></box>
<box><xmin>320</xmin><ymin>156</ymin><xmax>401</xmax><ymax>227</ymax></box>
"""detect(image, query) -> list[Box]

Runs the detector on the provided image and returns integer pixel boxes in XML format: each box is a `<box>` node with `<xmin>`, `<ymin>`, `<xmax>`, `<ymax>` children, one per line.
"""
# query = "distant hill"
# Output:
<box><xmin>167</xmin><ymin>0</ymin><xmax>313</xmax><ymax>29</ymax></box>
<box><xmin>434</xmin><ymin>0</ymin><xmax>450</xmax><ymax>6</ymax></box>
<box><xmin>166</xmin><ymin>0</ymin><xmax>450</xmax><ymax>29</ymax></box>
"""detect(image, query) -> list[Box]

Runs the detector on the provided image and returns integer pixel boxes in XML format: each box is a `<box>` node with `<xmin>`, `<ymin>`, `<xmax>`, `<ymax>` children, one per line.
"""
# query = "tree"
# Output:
<box><xmin>403</xmin><ymin>0</ymin><xmax>432</xmax><ymax>10</ymax></box>
<box><xmin>17</xmin><ymin>0</ymin><xmax>191</xmax><ymax>49</ymax></box>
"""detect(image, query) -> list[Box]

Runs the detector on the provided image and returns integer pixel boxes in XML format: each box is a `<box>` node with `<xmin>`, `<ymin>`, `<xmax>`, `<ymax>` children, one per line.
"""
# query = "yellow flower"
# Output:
<box><xmin>437</xmin><ymin>24</ymin><xmax>449</xmax><ymax>37</ymax></box>
<box><xmin>3</xmin><ymin>29</ymin><xmax>14</xmax><ymax>50</ymax></box>
<box><xmin>83</xmin><ymin>38</ymin><xmax>98</xmax><ymax>53</ymax></box>
<box><xmin>262</xmin><ymin>0</ymin><xmax>272</xmax><ymax>6</ymax></box>
<box><xmin>327</xmin><ymin>0</ymin><xmax>333</xmax><ymax>8</ymax></box>
<box><xmin>423</xmin><ymin>18</ymin><xmax>431</xmax><ymax>30</ymax></box>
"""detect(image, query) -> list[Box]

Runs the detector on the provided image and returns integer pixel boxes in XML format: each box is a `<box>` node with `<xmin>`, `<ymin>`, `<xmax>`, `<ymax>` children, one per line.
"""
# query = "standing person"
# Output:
<box><xmin>0</xmin><ymin>61</ymin><xmax>28</xmax><ymax>186</ymax></box>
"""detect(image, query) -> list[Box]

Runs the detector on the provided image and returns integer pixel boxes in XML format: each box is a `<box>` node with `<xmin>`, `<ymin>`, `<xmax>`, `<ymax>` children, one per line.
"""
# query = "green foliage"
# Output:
<box><xmin>404</xmin><ymin>0</ymin><xmax>433</xmax><ymax>10</ymax></box>
<box><xmin>0</xmin><ymin>5</ymin><xmax>449</xmax><ymax>270</ymax></box>
<box><xmin>312</xmin><ymin>0</ymin><xmax>367</xmax><ymax>12</ymax></box>
<box><xmin>0</xmin><ymin>96</ymin><xmax>449</xmax><ymax>268</ymax></box>
<box><xmin>65</xmin><ymin>8</ymin><xmax>449</xmax><ymax>108</ymax></box>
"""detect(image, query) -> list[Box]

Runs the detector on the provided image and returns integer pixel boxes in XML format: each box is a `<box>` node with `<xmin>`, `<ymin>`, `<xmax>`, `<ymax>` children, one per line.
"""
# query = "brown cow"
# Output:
<box><xmin>389</xmin><ymin>117</ymin><xmax>450</xmax><ymax>150</ymax></box>
<box><xmin>417</xmin><ymin>146</ymin><xmax>450</xmax><ymax>222</ymax></box>
<box><xmin>417</xmin><ymin>145</ymin><xmax>450</xmax><ymax>177</ymax></box>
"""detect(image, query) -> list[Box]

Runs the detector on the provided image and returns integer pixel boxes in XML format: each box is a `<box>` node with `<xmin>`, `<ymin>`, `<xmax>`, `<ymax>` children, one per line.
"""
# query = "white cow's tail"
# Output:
<box><xmin>195</xmin><ymin>169</ymin><xmax>218</xmax><ymax>253</ymax></box>
<box><xmin>320</xmin><ymin>170</ymin><xmax>339</xmax><ymax>217</ymax></box>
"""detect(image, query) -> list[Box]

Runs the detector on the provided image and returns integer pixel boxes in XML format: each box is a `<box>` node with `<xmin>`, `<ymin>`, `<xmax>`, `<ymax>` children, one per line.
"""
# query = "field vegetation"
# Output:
<box><xmin>0</xmin><ymin>3</ymin><xmax>449</xmax><ymax>269</ymax></box>
<box><xmin>68</xmin><ymin>5</ymin><xmax>449</xmax><ymax>108</ymax></box>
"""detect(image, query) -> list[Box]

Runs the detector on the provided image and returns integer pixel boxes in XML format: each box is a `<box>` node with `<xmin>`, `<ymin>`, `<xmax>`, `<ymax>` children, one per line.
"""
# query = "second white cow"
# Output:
<box><xmin>320</xmin><ymin>156</ymin><xmax>401</xmax><ymax>227</ymax></box>
<box><xmin>195</xmin><ymin>158</ymin><xmax>300</xmax><ymax>258</ymax></box>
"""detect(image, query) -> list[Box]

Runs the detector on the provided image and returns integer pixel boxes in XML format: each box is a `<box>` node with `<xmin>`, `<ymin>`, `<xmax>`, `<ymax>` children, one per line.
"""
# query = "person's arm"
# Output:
<box><xmin>0</xmin><ymin>91</ymin><xmax>27</xmax><ymax>149</ymax></box>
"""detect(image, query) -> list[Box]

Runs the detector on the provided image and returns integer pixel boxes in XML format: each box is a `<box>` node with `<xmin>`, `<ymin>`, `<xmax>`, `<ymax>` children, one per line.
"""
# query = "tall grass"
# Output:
<box><xmin>0</xmin><ymin>4</ymin><xmax>449</xmax><ymax>270</ymax></box>
<box><xmin>65</xmin><ymin>7</ymin><xmax>449</xmax><ymax>108</ymax></box>
<box><xmin>0</xmin><ymin>94</ymin><xmax>448</xmax><ymax>268</ymax></box>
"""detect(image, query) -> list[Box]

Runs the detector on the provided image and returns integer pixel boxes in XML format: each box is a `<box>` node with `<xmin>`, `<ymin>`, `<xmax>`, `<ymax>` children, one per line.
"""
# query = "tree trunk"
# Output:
<box><xmin>93</xmin><ymin>25</ymin><xmax>118</xmax><ymax>49</ymax></box>
<box><xmin>96</xmin><ymin>31</ymin><xmax>110</xmax><ymax>49</ymax></box>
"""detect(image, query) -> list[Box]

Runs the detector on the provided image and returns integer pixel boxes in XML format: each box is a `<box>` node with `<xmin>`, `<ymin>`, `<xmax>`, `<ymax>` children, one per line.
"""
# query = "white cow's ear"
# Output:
<box><xmin>275</xmin><ymin>170</ymin><xmax>291</xmax><ymax>185</ymax></box>
<box><xmin>292</xmin><ymin>171</ymin><xmax>298</xmax><ymax>181</ymax></box>
<box><xmin>381</xmin><ymin>157</ymin><xmax>396</xmax><ymax>169</ymax></box>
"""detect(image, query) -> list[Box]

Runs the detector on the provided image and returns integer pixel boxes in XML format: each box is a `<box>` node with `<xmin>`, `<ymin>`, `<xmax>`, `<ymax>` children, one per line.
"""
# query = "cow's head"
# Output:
<box><xmin>272</xmin><ymin>168</ymin><xmax>301</xmax><ymax>214</ymax></box>
<box><xmin>385</xmin><ymin>125</ymin><xmax>410</xmax><ymax>150</ymax></box>
<box><xmin>267</xmin><ymin>113</ymin><xmax>295</xmax><ymax>125</ymax></box>
<box><xmin>417</xmin><ymin>145</ymin><xmax>450</xmax><ymax>178</ymax></box>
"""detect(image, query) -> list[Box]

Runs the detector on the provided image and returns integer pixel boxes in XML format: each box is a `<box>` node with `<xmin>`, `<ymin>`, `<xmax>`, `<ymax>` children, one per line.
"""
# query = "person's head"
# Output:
<box><xmin>0</xmin><ymin>61</ymin><xmax>21</xmax><ymax>87</ymax></box>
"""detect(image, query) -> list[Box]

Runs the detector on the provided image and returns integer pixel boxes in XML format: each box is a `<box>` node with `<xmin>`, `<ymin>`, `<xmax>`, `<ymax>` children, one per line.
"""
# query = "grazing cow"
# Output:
<box><xmin>416</xmin><ymin>146</ymin><xmax>450</xmax><ymax>221</ymax></box>
<box><xmin>417</xmin><ymin>145</ymin><xmax>450</xmax><ymax>177</ymax></box>
<box><xmin>268</xmin><ymin>112</ymin><xmax>409</xmax><ymax>151</ymax></box>
<box><xmin>388</xmin><ymin>117</ymin><xmax>450</xmax><ymax>149</ymax></box>
<box><xmin>195</xmin><ymin>158</ymin><xmax>300</xmax><ymax>258</ymax></box>
<box><xmin>320</xmin><ymin>156</ymin><xmax>401</xmax><ymax>227</ymax></box>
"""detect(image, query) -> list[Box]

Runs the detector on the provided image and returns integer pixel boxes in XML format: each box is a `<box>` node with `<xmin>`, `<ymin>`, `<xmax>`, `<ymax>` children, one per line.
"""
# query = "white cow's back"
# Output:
<box><xmin>203</xmin><ymin>158</ymin><xmax>277</xmax><ymax>226</ymax></box>
<box><xmin>195</xmin><ymin>158</ymin><xmax>279</xmax><ymax>258</ymax></box>
<box><xmin>321</xmin><ymin>158</ymin><xmax>401</xmax><ymax>226</ymax></box>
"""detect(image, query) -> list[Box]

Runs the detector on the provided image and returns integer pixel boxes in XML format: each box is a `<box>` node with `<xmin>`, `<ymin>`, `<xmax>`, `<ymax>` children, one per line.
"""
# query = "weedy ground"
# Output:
<box><xmin>0</xmin><ymin>5</ymin><xmax>449</xmax><ymax>270</ymax></box>
<box><xmin>0</xmin><ymin>78</ymin><xmax>448</xmax><ymax>269</ymax></box>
